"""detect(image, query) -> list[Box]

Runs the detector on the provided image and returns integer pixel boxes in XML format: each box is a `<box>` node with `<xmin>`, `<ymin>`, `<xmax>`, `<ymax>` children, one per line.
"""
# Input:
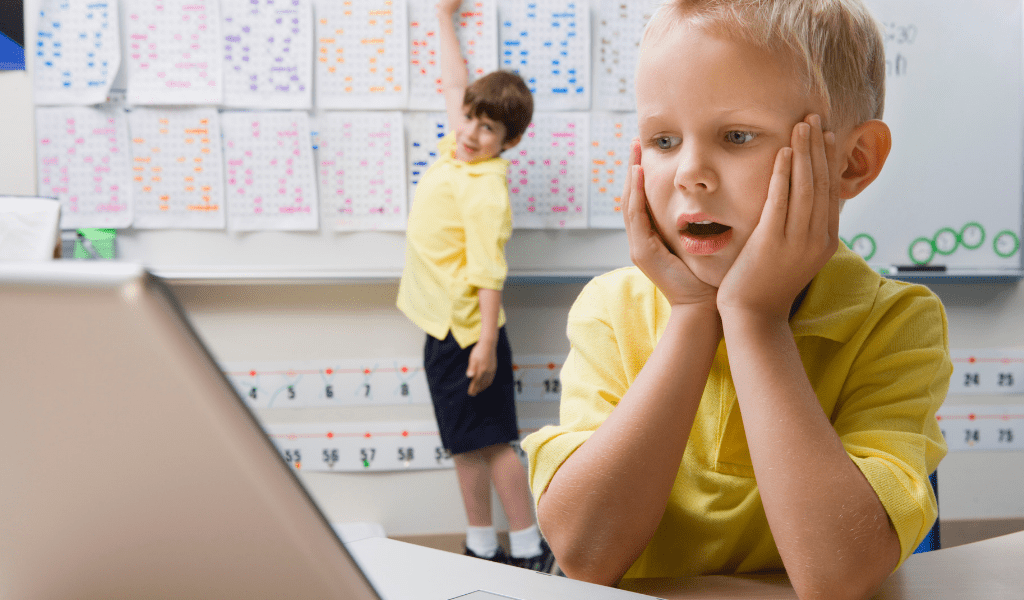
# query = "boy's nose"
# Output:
<box><xmin>673</xmin><ymin>145</ymin><xmax>718</xmax><ymax>193</ymax></box>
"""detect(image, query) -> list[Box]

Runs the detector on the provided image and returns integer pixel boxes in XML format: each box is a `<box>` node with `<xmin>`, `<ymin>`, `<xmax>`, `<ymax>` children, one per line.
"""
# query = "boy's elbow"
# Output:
<box><xmin>789</xmin><ymin>557</ymin><xmax>896</xmax><ymax>600</ymax></box>
<box><xmin>537</xmin><ymin>496</ymin><xmax>628</xmax><ymax>587</ymax></box>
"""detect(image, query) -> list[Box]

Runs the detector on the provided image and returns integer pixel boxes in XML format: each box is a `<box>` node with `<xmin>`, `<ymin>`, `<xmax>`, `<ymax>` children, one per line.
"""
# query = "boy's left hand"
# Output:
<box><xmin>717</xmin><ymin>114</ymin><xmax>839</xmax><ymax>321</ymax></box>
<box><xmin>466</xmin><ymin>341</ymin><xmax>497</xmax><ymax>396</ymax></box>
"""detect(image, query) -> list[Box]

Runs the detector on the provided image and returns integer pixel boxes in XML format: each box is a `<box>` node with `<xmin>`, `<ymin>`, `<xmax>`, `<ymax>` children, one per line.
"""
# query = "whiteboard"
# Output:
<box><xmin>839</xmin><ymin>0</ymin><xmax>1024</xmax><ymax>274</ymax></box>
<box><xmin>9</xmin><ymin>0</ymin><xmax>1024</xmax><ymax>280</ymax></box>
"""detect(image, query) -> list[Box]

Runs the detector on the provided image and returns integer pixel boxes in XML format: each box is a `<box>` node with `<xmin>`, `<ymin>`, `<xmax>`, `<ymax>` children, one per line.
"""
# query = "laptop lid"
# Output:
<box><xmin>0</xmin><ymin>261</ymin><xmax>380</xmax><ymax>599</ymax></box>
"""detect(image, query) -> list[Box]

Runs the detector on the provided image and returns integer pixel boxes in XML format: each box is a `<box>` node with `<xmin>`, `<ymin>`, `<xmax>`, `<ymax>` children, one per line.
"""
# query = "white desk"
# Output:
<box><xmin>618</xmin><ymin>530</ymin><xmax>1024</xmax><ymax>599</ymax></box>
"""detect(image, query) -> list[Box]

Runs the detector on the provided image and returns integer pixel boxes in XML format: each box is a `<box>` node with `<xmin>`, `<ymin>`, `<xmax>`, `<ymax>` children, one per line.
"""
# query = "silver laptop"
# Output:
<box><xmin>0</xmin><ymin>262</ymin><xmax>649</xmax><ymax>600</ymax></box>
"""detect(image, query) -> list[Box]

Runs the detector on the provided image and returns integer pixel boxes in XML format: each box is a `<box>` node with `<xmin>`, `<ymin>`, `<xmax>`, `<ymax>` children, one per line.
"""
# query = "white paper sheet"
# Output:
<box><xmin>124</xmin><ymin>0</ymin><xmax>224</xmax><ymax>105</ymax></box>
<box><xmin>498</xmin><ymin>0</ymin><xmax>590</xmax><ymax>110</ymax></box>
<box><xmin>33</xmin><ymin>0</ymin><xmax>121</xmax><ymax>105</ymax></box>
<box><xmin>35</xmin><ymin>104</ymin><xmax>133</xmax><ymax>229</ymax></box>
<box><xmin>128</xmin><ymin>107</ymin><xmax>226</xmax><ymax>229</ymax></box>
<box><xmin>403</xmin><ymin>111</ymin><xmax>447</xmax><ymax>205</ymax></box>
<box><xmin>407</xmin><ymin>0</ymin><xmax>499</xmax><ymax>110</ymax></box>
<box><xmin>221</xmin><ymin>0</ymin><xmax>314</xmax><ymax>109</ymax></box>
<box><xmin>313</xmin><ymin>111</ymin><xmax>407</xmax><ymax>231</ymax></box>
<box><xmin>314</xmin><ymin>0</ymin><xmax>410</xmax><ymax>109</ymax></box>
<box><xmin>507</xmin><ymin>111</ymin><xmax>589</xmax><ymax>229</ymax></box>
<box><xmin>221</xmin><ymin>111</ymin><xmax>319</xmax><ymax>232</ymax></box>
<box><xmin>591</xmin><ymin>0</ymin><xmax>659</xmax><ymax>111</ymax></box>
<box><xmin>588</xmin><ymin>112</ymin><xmax>635</xmax><ymax>229</ymax></box>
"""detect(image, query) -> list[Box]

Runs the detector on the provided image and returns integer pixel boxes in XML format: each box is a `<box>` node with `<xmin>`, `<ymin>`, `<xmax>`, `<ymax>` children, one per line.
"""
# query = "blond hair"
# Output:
<box><xmin>643</xmin><ymin>0</ymin><xmax>886</xmax><ymax>129</ymax></box>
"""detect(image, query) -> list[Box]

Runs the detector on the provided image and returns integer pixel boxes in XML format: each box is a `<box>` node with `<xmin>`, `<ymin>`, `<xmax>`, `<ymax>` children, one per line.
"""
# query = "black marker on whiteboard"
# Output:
<box><xmin>881</xmin><ymin>264</ymin><xmax>947</xmax><ymax>274</ymax></box>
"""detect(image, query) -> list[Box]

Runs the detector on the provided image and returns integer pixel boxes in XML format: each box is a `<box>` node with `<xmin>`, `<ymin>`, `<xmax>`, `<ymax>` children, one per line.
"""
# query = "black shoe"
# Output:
<box><xmin>509</xmin><ymin>539</ymin><xmax>555</xmax><ymax>573</ymax></box>
<box><xmin>464</xmin><ymin>545</ymin><xmax>509</xmax><ymax>564</ymax></box>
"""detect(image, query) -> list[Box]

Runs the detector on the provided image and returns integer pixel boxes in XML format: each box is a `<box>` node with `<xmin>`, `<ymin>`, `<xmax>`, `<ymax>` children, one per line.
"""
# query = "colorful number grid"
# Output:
<box><xmin>591</xmin><ymin>0</ymin><xmax>659</xmax><ymax>111</ymax></box>
<box><xmin>937</xmin><ymin>405</ymin><xmax>1024</xmax><ymax>452</ymax></box>
<box><xmin>221</xmin><ymin>111</ymin><xmax>319</xmax><ymax>231</ymax></box>
<box><xmin>221</xmin><ymin>0</ymin><xmax>314</xmax><ymax>109</ymax></box>
<box><xmin>35</xmin><ymin>104</ymin><xmax>133</xmax><ymax>229</ymax></box>
<box><xmin>404</xmin><ymin>111</ymin><xmax>446</xmax><ymax>202</ymax></box>
<box><xmin>128</xmin><ymin>107</ymin><xmax>226</xmax><ymax>229</ymax></box>
<box><xmin>512</xmin><ymin>354</ymin><xmax>565</xmax><ymax>402</ymax></box>
<box><xmin>314</xmin><ymin>0</ymin><xmax>409</xmax><ymax>109</ymax></box>
<box><xmin>588</xmin><ymin>112</ymin><xmax>636</xmax><ymax>229</ymax></box>
<box><xmin>407</xmin><ymin>0</ymin><xmax>498</xmax><ymax>110</ymax></box>
<box><xmin>499</xmin><ymin>0</ymin><xmax>590</xmax><ymax>111</ymax></box>
<box><xmin>314</xmin><ymin>111</ymin><xmax>407</xmax><ymax>231</ymax></box>
<box><xmin>507</xmin><ymin>111</ymin><xmax>590</xmax><ymax>229</ymax></box>
<box><xmin>222</xmin><ymin>358</ymin><xmax>430</xmax><ymax>409</ymax></box>
<box><xmin>950</xmin><ymin>348</ymin><xmax>1024</xmax><ymax>395</ymax></box>
<box><xmin>34</xmin><ymin>0</ymin><xmax>120</xmax><ymax>105</ymax></box>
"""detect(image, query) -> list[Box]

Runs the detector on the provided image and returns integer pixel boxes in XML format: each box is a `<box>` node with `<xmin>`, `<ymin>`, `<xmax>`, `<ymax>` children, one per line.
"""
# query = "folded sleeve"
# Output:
<box><xmin>832</xmin><ymin>286</ymin><xmax>951</xmax><ymax>569</ymax></box>
<box><xmin>522</xmin><ymin>273</ymin><xmax>652</xmax><ymax>504</ymax></box>
<box><xmin>461</xmin><ymin>172</ymin><xmax>512</xmax><ymax>291</ymax></box>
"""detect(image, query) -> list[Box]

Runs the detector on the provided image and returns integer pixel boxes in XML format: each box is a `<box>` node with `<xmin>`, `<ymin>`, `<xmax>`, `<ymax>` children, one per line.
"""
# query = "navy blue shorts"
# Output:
<box><xmin>423</xmin><ymin>327</ymin><xmax>519</xmax><ymax>455</ymax></box>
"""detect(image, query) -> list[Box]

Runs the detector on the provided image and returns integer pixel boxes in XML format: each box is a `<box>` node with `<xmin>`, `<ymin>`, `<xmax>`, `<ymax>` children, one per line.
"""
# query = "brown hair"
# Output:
<box><xmin>644</xmin><ymin>0</ymin><xmax>886</xmax><ymax>129</ymax></box>
<box><xmin>463</xmin><ymin>70</ymin><xmax>534</xmax><ymax>143</ymax></box>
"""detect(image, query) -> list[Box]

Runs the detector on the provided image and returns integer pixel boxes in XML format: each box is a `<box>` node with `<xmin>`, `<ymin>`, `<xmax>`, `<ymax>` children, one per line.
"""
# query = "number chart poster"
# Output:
<box><xmin>591</xmin><ymin>0</ymin><xmax>659</xmax><ymax>111</ymax></box>
<box><xmin>508</xmin><ymin>111</ymin><xmax>590</xmax><ymax>229</ymax></box>
<box><xmin>314</xmin><ymin>0</ymin><xmax>409</xmax><ymax>110</ymax></box>
<box><xmin>588</xmin><ymin>112</ymin><xmax>636</xmax><ymax>229</ymax></box>
<box><xmin>221</xmin><ymin>0</ymin><xmax>314</xmax><ymax>109</ymax></box>
<box><xmin>403</xmin><ymin>110</ymin><xmax>446</xmax><ymax>203</ymax></box>
<box><xmin>33</xmin><ymin>0</ymin><xmax>120</xmax><ymax>105</ymax></box>
<box><xmin>313</xmin><ymin>110</ymin><xmax>407</xmax><ymax>231</ymax></box>
<box><xmin>407</xmin><ymin>0</ymin><xmax>498</xmax><ymax>111</ymax></box>
<box><xmin>221</xmin><ymin>110</ymin><xmax>319</xmax><ymax>231</ymax></box>
<box><xmin>35</xmin><ymin>104</ymin><xmax>133</xmax><ymax>229</ymax></box>
<box><xmin>498</xmin><ymin>0</ymin><xmax>590</xmax><ymax>111</ymax></box>
<box><xmin>128</xmin><ymin>107</ymin><xmax>226</xmax><ymax>229</ymax></box>
<box><xmin>124</xmin><ymin>0</ymin><xmax>224</xmax><ymax>105</ymax></box>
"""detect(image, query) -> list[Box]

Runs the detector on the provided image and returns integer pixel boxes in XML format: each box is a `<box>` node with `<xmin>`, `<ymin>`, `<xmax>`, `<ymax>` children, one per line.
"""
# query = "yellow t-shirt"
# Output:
<box><xmin>397</xmin><ymin>132</ymin><xmax>513</xmax><ymax>348</ymax></box>
<box><xmin>522</xmin><ymin>243</ymin><xmax>951</xmax><ymax>580</ymax></box>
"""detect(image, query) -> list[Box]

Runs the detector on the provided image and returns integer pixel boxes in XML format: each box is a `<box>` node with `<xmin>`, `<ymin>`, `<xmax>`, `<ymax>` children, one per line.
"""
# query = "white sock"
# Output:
<box><xmin>509</xmin><ymin>524</ymin><xmax>542</xmax><ymax>558</ymax></box>
<box><xmin>466</xmin><ymin>525</ymin><xmax>499</xmax><ymax>558</ymax></box>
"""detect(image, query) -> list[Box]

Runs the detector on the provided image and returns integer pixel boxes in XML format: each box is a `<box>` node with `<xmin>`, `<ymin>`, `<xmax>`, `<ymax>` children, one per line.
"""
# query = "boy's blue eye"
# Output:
<box><xmin>655</xmin><ymin>136</ymin><xmax>678</xmax><ymax>150</ymax></box>
<box><xmin>726</xmin><ymin>131</ymin><xmax>756</xmax><ymax>145</ymax></box>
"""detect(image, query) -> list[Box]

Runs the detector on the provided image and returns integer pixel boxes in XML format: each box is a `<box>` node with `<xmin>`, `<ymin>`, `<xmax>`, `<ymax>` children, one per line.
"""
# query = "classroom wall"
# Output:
<box><xmin>4</xmin><ymin>3</ymin><xmax>1023</xmax><ymax>539</ymax></box>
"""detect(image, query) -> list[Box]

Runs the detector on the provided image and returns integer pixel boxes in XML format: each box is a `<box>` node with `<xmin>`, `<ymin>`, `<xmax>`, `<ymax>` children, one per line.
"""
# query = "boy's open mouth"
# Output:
<box><xmin>683</xmin><ymin>221</ymin><xmax>732</xmax><ymax>237</ymax></box>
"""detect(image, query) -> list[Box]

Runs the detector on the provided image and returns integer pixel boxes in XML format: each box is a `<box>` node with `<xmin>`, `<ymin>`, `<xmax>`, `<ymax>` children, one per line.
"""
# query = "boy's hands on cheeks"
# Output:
<box><xmin>716</xmin><ymin>114</ymin><xmax>839</xmax><ymax>322</ymax></box>
<box><xmin>624</xmin><ymin>139</ymin><xmax>717</xmax><ymax>309</ymax></box>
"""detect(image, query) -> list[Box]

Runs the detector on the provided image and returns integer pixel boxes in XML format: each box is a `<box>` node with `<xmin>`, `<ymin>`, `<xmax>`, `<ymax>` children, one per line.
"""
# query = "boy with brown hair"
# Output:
<box><xmin>522</xmin><ymin>0</ymin><xmax>950</xmax><ymax>597</ymax></box>
<box><xmin>397</xmin><ymin>0</ymin><xmax>551</xmax><ymax>572</ymax></box>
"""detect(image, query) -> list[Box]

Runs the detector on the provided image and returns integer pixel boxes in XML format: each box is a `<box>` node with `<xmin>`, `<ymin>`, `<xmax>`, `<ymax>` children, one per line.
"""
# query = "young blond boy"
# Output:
<box><xmin>397</xmin><ymin>0</ymin><xmax>552</xmax><ymax>571</ymax></box>
<box><xmin>522</xmin><ymin>0</ymin><xmax>950</xmax><ymax>597</ymax></box>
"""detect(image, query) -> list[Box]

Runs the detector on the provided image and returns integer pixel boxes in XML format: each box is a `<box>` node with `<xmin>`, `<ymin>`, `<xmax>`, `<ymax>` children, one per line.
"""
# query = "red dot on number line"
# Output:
<box><xmin>364</xmin><ymin>368</ymin><xmax>371</xmax><ymax>374</ymax></box>
<box><xmin>969</xmin><ymin>357</ymin><xmax>977</xmax><ymax>363</ymax></box>
<box><xmin>327</xmin><ymin>432</ymin><xmax>334</xmax><ymax>438</ymax></box>
<box><xmin>249</xmin><ymin>370</ymin><xmax>257</xmax><ymax>376</ymax></box>
<box><xmin>969</xmin><ymin>414</ymin><xmax>976</xmax><ymax>420</ymax></box>
<box><xmin>364</xmin><ymin>432</ymin><xmax>372</xmax><ymax>438</ymax></box>
<box><xmin>325</xmin><ymin>368</ymin><xmax>333</xmax><ymax>375</ymax></box>
<box><xmin>402</xmin><ymin>431</ymin><xmax>409</xmax><ymax>437</ymax></box>
<box><xmin>547</xmin><ymin>363</ymin><xmax>556</xmax><ymax>370</ymax></box>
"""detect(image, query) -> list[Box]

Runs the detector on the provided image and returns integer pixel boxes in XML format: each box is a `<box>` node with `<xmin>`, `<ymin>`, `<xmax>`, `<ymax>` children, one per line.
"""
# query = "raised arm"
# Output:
<box><xmin>436</xmin><ymin>0</ymin><xmax>468</xmax><ymax>129</ymax></box>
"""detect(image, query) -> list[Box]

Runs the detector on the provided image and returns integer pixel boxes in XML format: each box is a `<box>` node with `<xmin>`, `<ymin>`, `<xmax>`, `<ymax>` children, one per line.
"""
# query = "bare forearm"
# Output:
<box><xmin>437</xmin><ymin>3</ymin><xmax>467</xmax><ymax>118</ymax></box>
<box><xmin>721</xmin><ymin>310</ymin><xmax>900</xmax><ymax>600</ymax></box>
<box><xmin>476</xmin><ymin>287</ymin><xmax>500</xmax><ymax>345</ymax></box>
<box><xmin>538</xmin><ymin>304</ymin><xmax>720</xmax><ymax>585</ymax></box>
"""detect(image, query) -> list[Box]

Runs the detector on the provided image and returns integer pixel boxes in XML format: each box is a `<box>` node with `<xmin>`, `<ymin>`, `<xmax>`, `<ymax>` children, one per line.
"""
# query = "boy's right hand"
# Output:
<box><xmin>623</xmin><ymin>139</ymin><xmax>718</xmax><ymax>308</ymax></box>
<box><xmin>436</xmin><ymin>0</ymin><xmax>462</xmax><ymax>17</ymax></box>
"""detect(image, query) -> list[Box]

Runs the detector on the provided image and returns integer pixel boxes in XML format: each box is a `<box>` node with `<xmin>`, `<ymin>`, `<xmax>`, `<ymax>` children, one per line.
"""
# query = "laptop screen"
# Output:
<box><xmin>0</xmin><ymin>262</ymin><xmax>380</xmax><ymax>599</ymax></box>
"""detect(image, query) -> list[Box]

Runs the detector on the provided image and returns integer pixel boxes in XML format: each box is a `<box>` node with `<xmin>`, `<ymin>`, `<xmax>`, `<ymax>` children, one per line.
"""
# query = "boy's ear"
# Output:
<box><xmin>501</xmin><ymin>134</ymin><xmax>523</xmax><ymax>151</ymax></box>
<box><xmin>838</xmin><ymin>120</ymin><xmax>891</xmax><ymax>200</ymax></box>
